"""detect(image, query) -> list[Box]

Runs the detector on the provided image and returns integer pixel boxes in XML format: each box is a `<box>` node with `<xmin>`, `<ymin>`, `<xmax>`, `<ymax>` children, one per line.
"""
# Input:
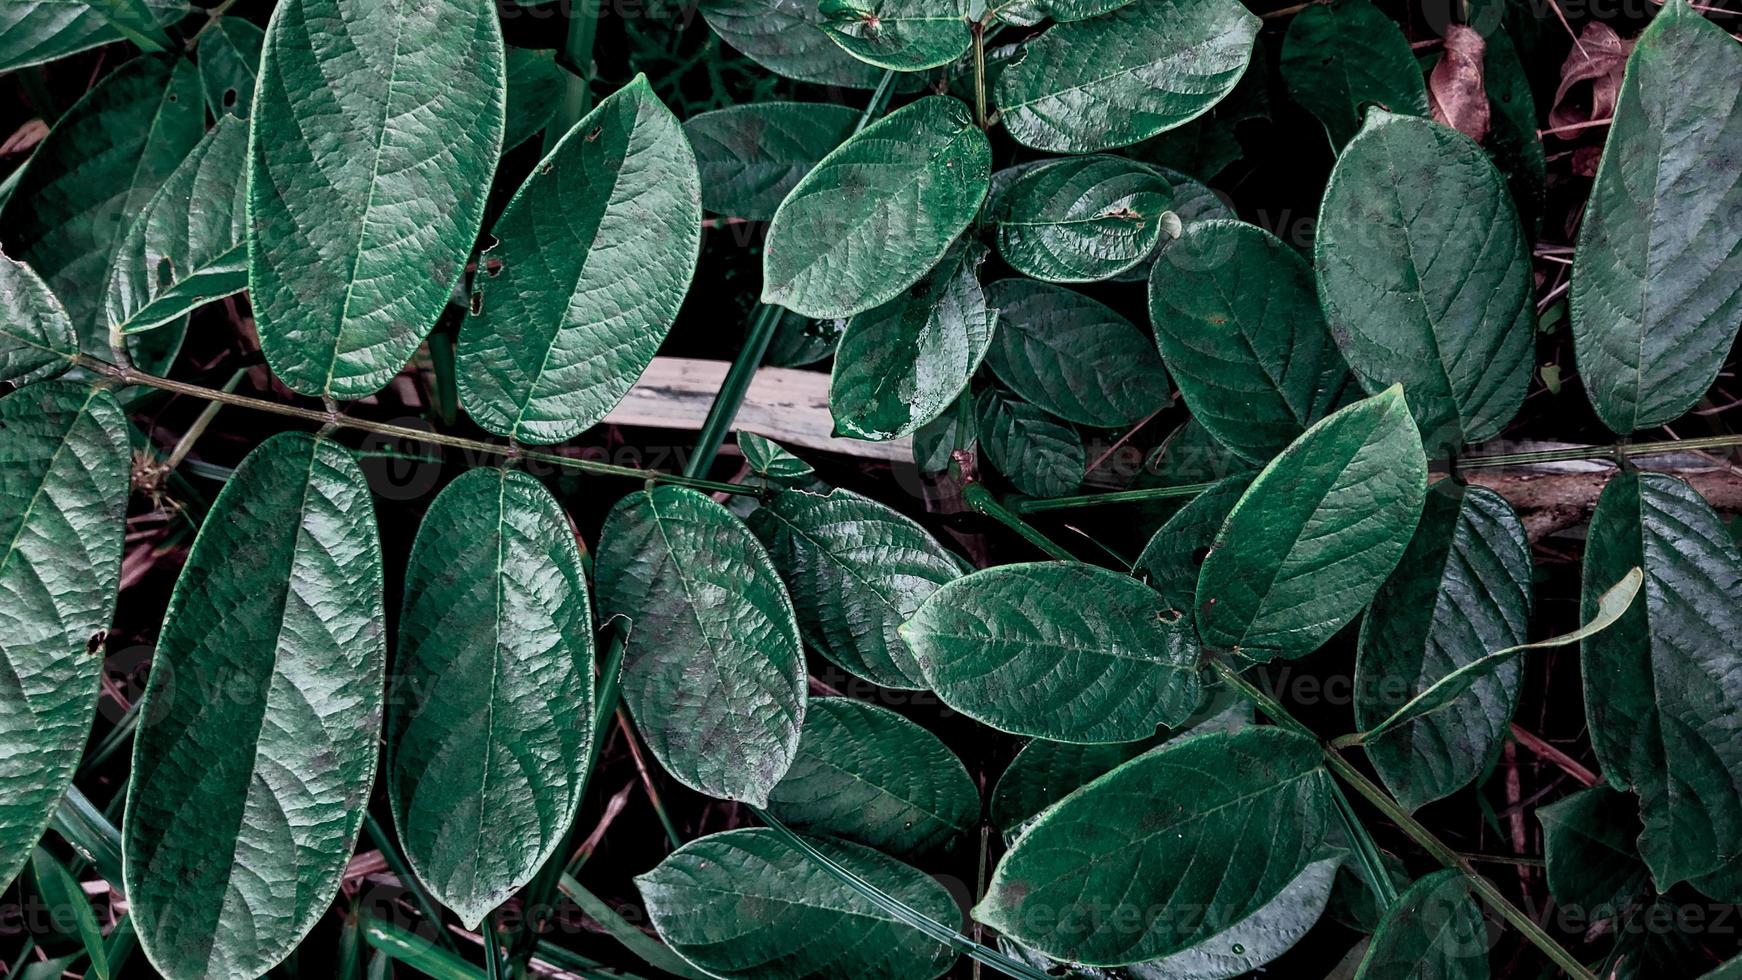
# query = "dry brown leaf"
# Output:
<box><xmin>1547</xmin><ymin>22</ymin><xmax>1633</xmax><ymax>134</ymax></box>
<box><xmin>1429</xmin><ymin>25</ymin><xmax>1490</xmax><ymax>144</ymax></box>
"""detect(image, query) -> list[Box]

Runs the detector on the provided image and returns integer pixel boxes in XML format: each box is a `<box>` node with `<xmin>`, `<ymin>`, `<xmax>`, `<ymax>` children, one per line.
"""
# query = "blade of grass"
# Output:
<box><xmin>363</xmin><ymin>918</ymin><xmax>480</xmax><ymax>980</ymax></box>
<box><xmin>363</xmin><ymin>813</ymin><xmax>457</xmax><ymax>952</ymax></box>
<box><xmin>50</xmin><ymin>787</ymin><xmax>123</xmax><ymax>891</ymax></box>
<box><xmin>556</xmin><ymin>875</ymin><xmax>710</xmax><ymax>980</ymax></box>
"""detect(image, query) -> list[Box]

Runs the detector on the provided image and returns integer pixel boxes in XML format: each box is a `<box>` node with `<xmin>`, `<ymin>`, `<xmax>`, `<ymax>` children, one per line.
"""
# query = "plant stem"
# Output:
<box><xmin>971</xmin><ymin>21</ymin><xmax>989</xmax><ymax>129</ymax></box>
<box><xmin>363</xmin><ymin>814</ymin><xmax>458</xmax><ymax>951</ymax></box>
<box><xmin>680</xmin><ymin>303</ymin><xmax>783</xmax><ymax>478</ymax></box>
<box><xmin>962</xmin><ymin>482</ymin><xmax>1075</xmax><ymax>560</ymax></box>
<box><xmin>542</xmin><ymin>0</ymin><xmax>600</xmax><ymax>156</ymax></box>
<box><xmin>1207</xmin><ymin>660</ymin><xmax>1597</xmax><ymax>980</ymax></box>
<box><xmin>74</xmin><ymin>354</ymin><xmax>758</xmax><ymax>497</ymax></box>
<box><xmin>679</xmin><ymin>70</ymin><xmax>896</xmax><ymax>479</ymax></box>
<box><xmin>1008</xmin><ymin>432</ymin><xmax>1742</xmax><ymax>514</ymax></box>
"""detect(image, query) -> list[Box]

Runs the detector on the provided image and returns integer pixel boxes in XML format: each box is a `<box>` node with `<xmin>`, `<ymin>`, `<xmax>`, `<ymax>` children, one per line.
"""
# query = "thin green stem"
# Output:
<box><xmin>1008</xmin><ymin>481</ymin><xmax>1217</xmax><ymax>514</ymax></box>
<box><xmin>74</xmin><ymin>354</ymin><xmax>759</xmax><ymax>497</ymax></box>
<box><xmin>681</xmin><ymin>303</ymin><xmax>783</xmax><ymax>478</ymax></box>
<box><xmin>962</xmin><ymin>482</ymin><xmax>1075</xmax><ymax>560</ymax></box>
<box><xmin>363</xmin><ymin>813</ymin><xmax>458</xmax><ymax>952</ymax></box>
<box><xmin>1329</xmin><ymin>780</ymin><xmax>1400</xmax><ymax>908</ymax></box>
<box><xmin>971</xmin><ymin>22</ymin><xmax>989</xmax><ymax>129</ymax></box>
<box><xmin>755</xmin><ymin>810</ymin><xmax>1058</xmax><ymax>980</ymax></box>
<box><xmin>542</xmin><ymin>0</ymin><xmax>600</xmax><ymax>156</ymax></box>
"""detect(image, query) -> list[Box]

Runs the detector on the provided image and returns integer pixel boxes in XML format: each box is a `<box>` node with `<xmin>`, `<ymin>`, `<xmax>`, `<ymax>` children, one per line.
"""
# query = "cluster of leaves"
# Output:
<box><xmin>2</xmin><ymin>0</ymin><xmax>1742</xmax><ymax>977</ymax></box>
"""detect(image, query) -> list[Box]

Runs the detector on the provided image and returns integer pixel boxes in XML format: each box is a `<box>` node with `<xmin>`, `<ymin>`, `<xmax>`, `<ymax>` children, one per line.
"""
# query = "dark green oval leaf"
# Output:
<box><xmin>596</xmin><ymin>486</ymin><xmax>805</xmax><ymax>807</ymax></box>
<box><xmin>975</xmin><ymin>727</ymin><xmax>1332</xmax><ymax>966</ymax></box>
<box><xmin>762</xmin><ymin>95</ymin><xmax>991</xmax><ymax>319</ymax></box>
<box><xmin>248</xmin><ymin>0</ymin><xmax>505</xmax><ymax>398</ymax></box>
<box><xmin>766</xmin><ymin>697</ymin><xmax>977</xmax><ymax>856</ymax></box>
<box><xmin>0</xmin><ymin>382</ymin><xmax>127</xmax><ymax>891</ymax></box>
<box><xmin>1135</xmin><ymin>473</ymin><xmax>1250</xmax><ymax>615</ymax></box>
<box><xmin>1315</xmin><ymin>110</ymin><xmax>1533</xmax><ymax>455</ymax></box>
<box><xmin>503</xmin><ymin>46</ymin><xmax>562</xmax><ymax>152</ymax></box>
<box><xmin>974</xmin><ymin>388</ymin><xmax>1085</xmax><ymax>498</ymax></box>
<box><xmin>1</xmin><ymin>56</ymin><xmax>203</xmax><ymax>354</ymax></box>
<box><xmin>1354</xmin><ymin>871</ymin><xmax>1486</xmax><ymax>980</ymax></box>
<box><xmin>124</xmin><ymin>432</ymin><xmax>385</xmax><ymax>980</ymax></box>
<box><xmin>748</xmin><ymin>487</ymin><xmax>961</xmax><ymax>689</ymax></box>
<box><xmin>1149</xmin><ymin>219</ymin><xmax>1352</xmax><ymax>462</ymax></box>
<box><xmin>105</xmin><ymin>115</ymin><xmax>248</xmax><ymax>366</ymax></box>
<box><xmin>684</xmin><ymin>102</ymin><xmax>860</xmax><ymax>221</ymax></box>
<box><xmin>1570</xmin><ymin>0</ymin><xmax>1742</xmax><ymax>435</ymax></box>
<box><xmin>1537</xmin><ymin>785</ymin><xmax>1651</xmax><ymax>913</ymax></box>
<box><xmin>818</xmin><ymin>0</ymin><xmax>970</xmax><ymax>71</ymax></box>
<box><xmin>638</xmin><ymin>827</ymin><xmax>958</xmax><ymax>979</ymax></box>
<box><xmin>1279</xmin><ymin>0</ymin><xmax>1427</xmax><ymax>148</ymax></box>
<box><xmin>699</xmin><ymin>0</ymin><xmax>888</xmax><ymax>88</ymax></box>
<box><xmin>829</xmin><ymin>242</ymin><xmax>994</xmax><ymax>441</ymax></box>
<box><xmin>993</xmin><ymin>0</ymin><xmax>1260</xmax><ymax>153</ymax></box>
<box><xmin>0</xmin><ymin>0</ymin><xmax>185</xmax><ymax>74</ymax></box>
<box><xmin>1196</xmin><ymin>385</ymin><xmax>1427</xmax><ymax>662</ymax></box>
<box><xmin>901</xmin><ymin>561</ymin><xmax>1201</xmax><ymax>742</ymax></box>
<box><xmin>0</xmin><ymin>253</ymin><xmax>77</xmax><ymax>384</ymax></box>
<box><xmin>460</xmin><ymin>76</ymin><xmax>699</xmax><ymax>444</ymax></box>
<box><xmin>993</xmin><ymin>156</ymin><xmax>1173</xmax><ymax>283</ymax></box>
<box><xmin>390</xmin><ymin>468</ymin><xmax>594</xmax><ymax>930</ymax></box>
<box><xmin>985</xmin><ymin>279</ymin><xmax>1171</xmax><ymax>428</ymax></box>
<box><xmin>1355</xmin><ymin>485</ymin><xmax>1532</xmax><ymax>811</ymax></box>
<box><xmin>1582</xmin><ymin>471</ymin><xmax>1742</xmax><ymax>889</ymax></box>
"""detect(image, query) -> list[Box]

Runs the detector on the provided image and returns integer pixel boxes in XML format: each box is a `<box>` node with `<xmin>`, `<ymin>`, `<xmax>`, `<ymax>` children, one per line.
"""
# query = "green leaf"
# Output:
<box><xmin>748</xmin><ymin>487</ymin><xmax>961</xmax><ymax>689</ymax></box>
<box><xmin>913</xmin><ymin>390</ymin><xmax>975</xmax><ymax>474</ymax></box>
<box><xmin>991</xmin><ymin>0</ymin><xmax>1137</xmax><ymax>27</ymax></box>
<box><xmin>699</xmin><ymin>0</ymin><xmax>889</xmax><ymax>89</ymax></box>
<box><xmin>0</xmin><ymin>0</ymin><xmax>185</xmax><ymax>74</ymax></box>
<box><xmin>197</xmin><ymin>18</ymin><xmax>263</xmax><ymax>119</ymax></box>
<box><xmin>818</xmin><ymin>0</ymin><xmax>970</xmax><ymax>71</ymax></box>
<box><xmin>29</xmin><ymin>847</ymin><xmax>108</xmax><ymax>978</ymax></box>
<box><xmin>1124</xmin><ymin>851</ymin><xmax>1342</xmax><ymax>979</ymax></box>
<box><xmin>1195</xmin><ymin>385</ymin><xmax>1427</xmax><ymax>662</ymax></box>
<box><xmin>503</xmin><ymin>46</ymin><xmax>562</xmax><ymax>152</ymax></box>
<box><xmin>974</xmin><ymin>388</ymin><xmax>1085</xmax><ymax>498</ymax></box>
<box><xmin>1354</xmin><ymin>871</ymin><xmax>1486</xmax><ymax>980</ymax></box>
<box><xmin>1569</xmin><ymin>0</ymin><xmax>1742</xmax><ymax>435</ymax></box>
<box><xmin>1279</xmin><ymin>0</ymin><xmax>1427</xmax><ymax>148</ymax></box>
<box><xmin>767</xmin><ymin>310</ymin><xmax>843</xmax><ymax>368</ymax></box>
<box><xmin>1482</xmin><ymin>31</ymin><xmax>1544</xmax><ymax>230</ymax></box>
<box><xmin>684</xmin><ymin>102</ymin><xmax>860</xmax><ymax>221</ymax></box>
<box><xmin>975</xmin><ymin>727</ymin><xmax>1332</xmax><ymax>966</ymax></box>
<box><xmin>738</xmin><ymin>431</ymin><xmax>817</xmax><ymax>485</ymax></box>
<box><xmin>762</xmin><ymin>95</ymin><xmax>991</xmax><ymax>319</ymax></box>
<box><xmin>638</xmin><ymin>827</ymin><xmax>958</xmax><ymax>979</ymax></box>
<box><xmin>766</xmin><ymin>697</ymin><xmax>977</xmax><ymax>856</ymax></box>
<box><xmin>993</xmin><ymin>0</ymin><xmax>1260</xmax><ymax>153</ymax></box>
<box><xmin>595</xmin><ymin>486</ymin><xmax>805</xmax><ymax>807</ymax></box>
<box><xmin>901</xmin><ymin>561</ymin><xmax>1201</xmax><ymax>741</ymax></box>
<box><xmin>1354</xmin><ymin>485</ymin><xmax>1532</xmax><ymax>811</ymax></box>
<box><xmin>0</xmin><ymin>252</ymin><xmax>77</xmax><ymax>384</ymax></box>
<box><xmin>993</xmin><ymin>156</ymin><xmax>1174</xmax><ymax>283</ymax></box>
<box><xmin>984</xmin><ymin>279</ymin><xmax>1171</xmax><ymax>428</ymax></box>
<box><xmin>1581</xmin><ymin>471</ymin><xmax>1742</xmax><ymax>889</ymax></box>
<box><xmin>124</xmin><ymin>432</ymin><xmax>385</xmax><ymax>980</ymax></box>
<box><xmin>1149</xmin><ymin>219</ymin><xmax>1352</xmax><ymax>462</ymax></box>
<box><xmin>248</xmin><ymin>0</ymin><xmax>505</xmax><ymax>398</ymax></box>
<box><xmin>1314</xmin><ymin>110</ymin><xmax>1533</xmax><ymax>455</ymax></box>
<box><xmin>829</xmin><ymin>242</ymin><xmax>994</xmax><ymax>441</ymax></box>
<box><xmin>1537</xmin><ymin>786</ymin><xmax>1651</xmax><ymax>913</ymax></box>
<box><xmin>0</xmin><ymin>56</ymin><xmax>203</xmax><ymax>354</ymax></box>
<box><xmin>104</xmin><ymin>115</ymin><xmax>249</xmax><ymax>368</ymax></box>
<box><xmin>459</xmin><ymin>76</ymin><xmax>698</xmax><ymax>444</ymax></box>
<box><xmin>390</xmin><ymin>468</ymin><xmax>594</xmax><ymax>930</ymax></box>
<box><xmin>1135</xmin><ymin>473</ymin><xmax>1251</xmax><ymax>615</ymax></box>
<box><xmin>1358</xmin><ymin>566</ymin><xmax>1641</xmax><ymax>751</ymax></box>
<box><xmin>988</xmin><ymin>693</ymin><xmax>1248</xmax><ymax>834</ymax></box>
<box><xmin>0</xmin><ymin>382</ymin><xmax>126</xmax><ymax>892</ymax></box>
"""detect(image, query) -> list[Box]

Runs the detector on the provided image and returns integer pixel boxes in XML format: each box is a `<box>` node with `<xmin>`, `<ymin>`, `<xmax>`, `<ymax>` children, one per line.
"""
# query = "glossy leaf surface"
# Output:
<box><xmin>0</xmin><ymin>254</ymin><xmax>76</xmax><ymax>384</ymax></box>
<box><xmin>993</xmin><ymin>156</ymin><xmax>1174</xmax><ymax>283</ymax></box>
<box><xmin>390</xmin><ymin>468</ymin><xmax>594</xmax><ymax>929</ymax></box>
<box><xmin>974</xmin><ymin>388</ymin><xmax>1086</xmax><ymax>499</ymax></box>
<box><xmin>984</xmin><ymin>279</ymin><xmax>1171</xmax><ymax>428</ymax></box>
<box><xmin>1354</xmin><ymin>871</ymin><xmax>1486</xmax><ymax>980</ymax></box>
<box><xmin>460</xmin><ymin>76</ymin><xmax>699</xmax><ymax>444</ymax></box>
<box><xmin>684</xmin><ymin>102</ymin><xmax>859</xmax><ymax>221</ymax></box>
<box><xmin>595</xmin><ymin>486</ymin><xmax>804</xmax><ymax>807</ymax></box>
<box><xmin>1280</xmin><ymin>0</ymin><xmax>1427</xmax><ymax>147</ymax></box>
